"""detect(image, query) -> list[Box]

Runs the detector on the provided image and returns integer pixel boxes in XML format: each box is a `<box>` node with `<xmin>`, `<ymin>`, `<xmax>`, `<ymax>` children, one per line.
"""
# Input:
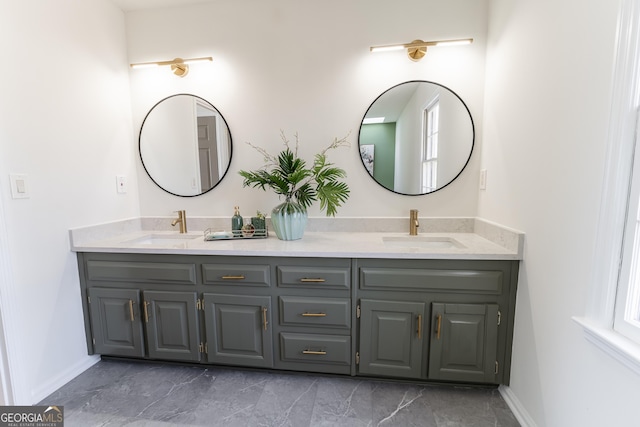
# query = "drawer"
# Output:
<box><xmin>279</xmin><ymin>332</ymin><xmax>350</xmax><ymax>366</ymax></box>
<box><xmin>86</xmin><ymin>260</ymin><xmax>196</xmax><ymax>285</ymax></box>
<box><xmin>277</xmin><ymin>266</ymin><xmax>350</xmax><ymax>290</ymax></box>
<box><xmin>279</xmin><ymin>296</ymin><xmax>350</xmax><ymax>328</ymax></box>
<box><xmin>360</xmin><ymin>267</ymin><xmax>503</xmax><ymax>294</ymax></box>
<box><xmin>203</xmin><ymin>264</ymin><xmax>270</xmax><ymax>287</ymax></box>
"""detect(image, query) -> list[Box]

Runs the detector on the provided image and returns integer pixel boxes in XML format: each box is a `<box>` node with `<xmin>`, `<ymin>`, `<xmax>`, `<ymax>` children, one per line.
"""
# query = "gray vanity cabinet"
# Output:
<box><xmin>274</xmin><ymin>259</ymin><xmax>352</xmax><ymax>375</ymax></box>
<box><xmin>200</xmin><ymin>258</ymin><xmax>274</xmax><ymax>368</ymax></box>
<box><xmin>355</xmin><ymin>258</ymin><xmax>518</xmax><ymax>385</ymax></box>
<box><xmin>79</xmin><ymin>254</ymin><xmax>201</xmax><ymax>362</ymax></box>
<box><xmin>87</xmin><ymin>287</ymin><xmax>145</xmax><ymax>358</ymax></box>
<box><xmin>77</xmin><ymin>253</ymin><xmax>518</xmax><ymax>386</ymax></box>
<box><xmin>87</xmin><ymin>287</ymin><xmax>200</xmax><ymax>361</ymax></box>
<box><xmin>428</xmin><ymin>303</ymin><xmax>499</xmax><ymax>383</ymax></box>
<box><xmin>202</xmin><ymin>293</ymin><xmax>273</xmax><ymax>368</ymax></box>
<box><xmin>143</xmin><ymin>290</ymin><xmax>200</xmax><ymax>362</ymax></box>
<box><xmin>358</xmin><ymin>299</ymin><xmax>425</xmax><ymax>378</ymax></box>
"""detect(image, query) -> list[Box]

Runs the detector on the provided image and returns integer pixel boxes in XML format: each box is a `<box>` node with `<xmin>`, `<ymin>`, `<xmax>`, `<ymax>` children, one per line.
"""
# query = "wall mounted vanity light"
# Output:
<box><xmin>129</xmin><ymin>57</ymin><xmax>213</xmax><ymax>77</ymax></box>
<box><xmin>370</xmin><ymin>39</ymin><xmax>473</xmax><ymax>62</ymax></box>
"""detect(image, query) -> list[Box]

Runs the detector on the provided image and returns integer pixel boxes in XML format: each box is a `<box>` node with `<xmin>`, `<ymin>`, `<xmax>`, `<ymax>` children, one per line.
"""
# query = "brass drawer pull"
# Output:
<box><xmin>417</xmin><ymin>314</ymin><xmax>422</xmax><ymax>339</ymax></box>
<box><xmin>300</xmin><ymin>278</ymin><xmax>326</xmax><ymax>283</ymax></box>
<box><xmin>262</xmin><ymin>307</ymin><xmax>268</xmax><ymax>330</ymax></box>
<box><xmin>302</xmin><ymin>349</ymin><xmax>327</xmax><ymax>355</ymax></box>
<box><xmin>222</xmin><ymin>275</ymin><xmax>245</xmax><ymax>280</ymax></box>
<box><xmin>143</xmin><ymin>301</ymin><xmax>150</xmax><ymax>323</ymax></box>
<box><xmin>435</xmin><ymin>314</ymin><xmax>442</xmax><ymax>340</ymax></box>
<box><xmin>301</xmin><ymin>312</ymin><xmax>327</xmax><ymax>317</ymax></box>
<box><xmin>129</xmin><ymin>300</ymin><xmax>135</xmax><ymax>322</ymax></box>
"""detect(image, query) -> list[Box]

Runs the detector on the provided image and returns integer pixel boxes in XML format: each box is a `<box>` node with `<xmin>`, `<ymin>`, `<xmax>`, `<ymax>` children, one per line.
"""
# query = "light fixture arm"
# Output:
<box><xmin>129</xmin><ymin>56</ymin><xmax>213</xmax><ymax>77</ymax></box>
<box><xmin>370</xmin><ymin>38</ymin><xmax>473</xmax><ymax>61</ymax></box>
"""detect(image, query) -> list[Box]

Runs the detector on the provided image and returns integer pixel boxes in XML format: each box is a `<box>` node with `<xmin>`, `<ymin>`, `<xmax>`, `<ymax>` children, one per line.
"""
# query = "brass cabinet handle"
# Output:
<box><xmin>143</xmin><ymin>301</ymin><xmax>150</xmax><ymax>323</ymax></box>
<box><xmin>417</xmin><ymin>314</ymin><xmax>422</xmax><ymax>339</ymax></box>
<box><xmin>435</xmin><ymin>314</ymin><xmax>442</xmax><ymax>340</ymax></box>
<box><xmin>129</xmin><ymin>300</ymin><xmax>135</xmax><ymax>322</ymax></box>
<box><xmin>222</xmin><ymin>275</ymin><xmax>245</xmax><ymax>280</ymax></box>
<box><xmin>300</xmin><ymin>278</ymin><xmax>326</xmax><ymax>283</ymax></box>
<box><xmin>262</xmin><ymin>307</ymin><xmax>268</xmax><ymax>330</ymax></box>
<box><xmin>302</xmin><ymin>349</ymin><xmax>327</xmax><ymax>355</ymax></box>
<box><xmin>301</xmin><ymin>312</ymin><xmax>327</xmax><ymax>317</ymax></box>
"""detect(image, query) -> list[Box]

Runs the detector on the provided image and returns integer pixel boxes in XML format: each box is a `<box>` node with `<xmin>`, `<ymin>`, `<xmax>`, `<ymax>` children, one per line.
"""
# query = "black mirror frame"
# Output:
<box><xmin>358</xmin><ymin>80</ymin><xmax>475</xmax><ymax>196</ymax></box>
<box><xmin>138</xmin><ymin>93</ymin><xmax>233</xmax><ymax>197</ymax></box>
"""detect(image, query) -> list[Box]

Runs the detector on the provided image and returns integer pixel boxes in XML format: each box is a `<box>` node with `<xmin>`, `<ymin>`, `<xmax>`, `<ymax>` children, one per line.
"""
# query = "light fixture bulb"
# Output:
<box><xmin>370</xmin><ymin>45</ymin><xmax>405</xmax><ymax>53</ymax></box>
<box><xmin>130</xmin><ymin>63</ymin><xmax>159</xmax><ymax>69</ymax></box>
<box><xmin>435</xmin><ymin>39</ymin><xmax>473</xmax><ymax>47</ymax></box>
<box><xmin>184</xmin><ymin>58</ymin><xmax>213</xmax><ymax>65</ymax></box>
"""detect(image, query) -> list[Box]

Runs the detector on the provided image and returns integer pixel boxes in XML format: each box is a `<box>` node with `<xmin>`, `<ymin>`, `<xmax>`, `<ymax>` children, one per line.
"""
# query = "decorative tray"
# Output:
<box><xmin>203</xmin><ymin>227</ymin><xmax>268</xmax><ymax>241</ymax></box>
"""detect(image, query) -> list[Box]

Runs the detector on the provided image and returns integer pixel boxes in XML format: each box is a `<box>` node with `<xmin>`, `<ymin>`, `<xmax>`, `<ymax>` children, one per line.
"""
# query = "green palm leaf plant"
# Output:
<box><xmin>239</xmin><ymin>131</ymin><xmax>351</xmax><ymax>217</ymax></box>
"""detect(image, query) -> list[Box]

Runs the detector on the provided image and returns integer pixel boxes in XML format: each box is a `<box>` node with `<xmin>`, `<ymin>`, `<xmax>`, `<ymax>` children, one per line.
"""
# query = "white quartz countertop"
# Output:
<box><xmin>69</xmin><ymin>217</ymin><xmax>524</xmax><ymax>260</ymax></box>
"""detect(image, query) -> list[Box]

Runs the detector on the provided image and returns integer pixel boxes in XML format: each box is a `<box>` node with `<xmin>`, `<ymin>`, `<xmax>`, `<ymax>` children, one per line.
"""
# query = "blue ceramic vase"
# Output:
<box><xmin>270</xmin><ymin>198</ymin><xmax>308</xmax><ymax>240</ymax></box>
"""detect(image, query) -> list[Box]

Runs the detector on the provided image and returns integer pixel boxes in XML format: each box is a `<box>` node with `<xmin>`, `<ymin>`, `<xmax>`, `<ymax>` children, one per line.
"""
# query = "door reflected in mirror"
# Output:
<box><xmin>139</xmin><ymin>94</ymin><xmax>233</xmax><ymax>197</ymax></box>
<box><xmin>359</xmin><ymin>81</ymin><xmax>474</xmax><ymax>195</ymax></box>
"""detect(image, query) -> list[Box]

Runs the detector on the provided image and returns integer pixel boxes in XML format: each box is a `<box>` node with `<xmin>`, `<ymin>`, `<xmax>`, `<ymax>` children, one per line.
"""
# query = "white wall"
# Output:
<box><xmin>140</xmin><ymin>95</ymin><xmax>200</xmax><ymax>195</ymax></box>
<box><xmin>125</xmin><ymin>0</ymin><xmax>488</xmax><ymax>218</ymax></box>
<box><xmin>394</xmin><ymin>87</ymin><xmax>425</xmax><ymax>194</ymax></box>
<box><xmin>0</xmin><ymin>0</ymin><xmax>138</xmax><ymax>404</ymax></box>
<box><xmin>481</xmin><ymin>0</ymin><xmax>638</xmax><ymax>425</ymax></box>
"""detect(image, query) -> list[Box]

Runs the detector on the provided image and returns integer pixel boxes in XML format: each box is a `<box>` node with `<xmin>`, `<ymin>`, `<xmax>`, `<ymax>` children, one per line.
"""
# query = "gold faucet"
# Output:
<box><xmin>171</xmin><ymin>210</ymin><xmax>187</xmax><ymax>233</ymax></box>
<box><xmin>409</xmin><ymin>209</ymin><xmax>419</xmax><ymax>235</ymax></box>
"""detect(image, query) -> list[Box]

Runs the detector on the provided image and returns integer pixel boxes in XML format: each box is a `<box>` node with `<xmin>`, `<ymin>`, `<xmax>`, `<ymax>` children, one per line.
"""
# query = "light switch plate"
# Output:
<box><xmin>9</xmin><ymin>174</ymin><xmax>29</xmax><ymax>199</ymax></box>
<box><xmin>479</xmin><ymin>169</ymin><xmax>487</xmax><ymax>190</ymax></box>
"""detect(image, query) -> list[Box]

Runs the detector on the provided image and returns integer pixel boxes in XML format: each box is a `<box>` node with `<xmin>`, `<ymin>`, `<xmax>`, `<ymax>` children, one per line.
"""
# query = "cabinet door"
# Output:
<box><xmin>88</xmin><ymin>287</ymin><xmax>145</xmax><ymax>357</ymax></box>
<box><xmin>143</xmin><ymin>290</ymin><xmax>200</xmax><ymax>362</ymax></box>
<box><xmin>428</xmin><ymin>303</ymin><xmax>499</xmax><ymax>383</ymax></box>
<box><xmin>358</xmin><ymin>299</ymin><xmax>425</xmax><ymax>378</ymax></box>
<box><xmin>203</xmin><ymin>294</ymin><xmax>273</xmax><ymax>368</ymax></box>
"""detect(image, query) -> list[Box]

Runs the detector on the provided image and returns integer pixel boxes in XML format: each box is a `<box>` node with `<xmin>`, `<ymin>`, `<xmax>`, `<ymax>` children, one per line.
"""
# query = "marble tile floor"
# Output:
<box><xmin>40</xmin><ymin>359</ymin><xmax>520</xmax><ymax>427</ymax></box>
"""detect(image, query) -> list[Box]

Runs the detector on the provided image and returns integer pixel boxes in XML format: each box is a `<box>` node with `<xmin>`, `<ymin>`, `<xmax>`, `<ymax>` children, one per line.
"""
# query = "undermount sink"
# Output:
<box><xmin>382</xmin><ymin>236</ymin><xmax>466</xmax><ymax>250</ymax></box>
<box><xmin>124</xmin><ymin>234</ymin><xmax>200</xmax><ymax>246</ymax></box>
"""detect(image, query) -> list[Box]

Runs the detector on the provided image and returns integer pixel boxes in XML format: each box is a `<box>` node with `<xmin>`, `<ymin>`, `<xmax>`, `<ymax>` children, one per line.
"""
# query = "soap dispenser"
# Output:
<box><xmin>232</xmin><ymin>206</ymin><xmax>243</xmax><ymax>236</ymax></box>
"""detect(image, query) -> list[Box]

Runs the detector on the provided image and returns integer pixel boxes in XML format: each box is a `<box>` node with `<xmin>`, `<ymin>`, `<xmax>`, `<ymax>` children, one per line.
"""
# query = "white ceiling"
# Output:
<box><xmin>364</xmin><ymin>83</ymin><xmax>420</xmax><ymax>123</ymax></box>
<box><xmin>110</xmin><ymin>0</ymin><xmax>218</xmax><ymax>11</ymax></box>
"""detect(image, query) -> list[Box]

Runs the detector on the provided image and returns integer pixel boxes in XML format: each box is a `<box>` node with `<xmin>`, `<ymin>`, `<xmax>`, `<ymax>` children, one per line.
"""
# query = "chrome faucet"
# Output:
<box><xmin>171</xmin><ymin>210</ymin><xmax>187</xmax><ymax>233</ymax></box>
<box><xmin>409</xmin><ymin>209</ymin><xmax>419</xmax><ymax>235</ymax></box>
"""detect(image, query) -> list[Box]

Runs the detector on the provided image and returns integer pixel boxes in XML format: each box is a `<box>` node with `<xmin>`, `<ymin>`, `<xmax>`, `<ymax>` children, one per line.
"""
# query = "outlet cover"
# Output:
<box><xmin>116</xmin><ymin>175</ymin><xmax>127</xmax><ymax>194</ymax></box>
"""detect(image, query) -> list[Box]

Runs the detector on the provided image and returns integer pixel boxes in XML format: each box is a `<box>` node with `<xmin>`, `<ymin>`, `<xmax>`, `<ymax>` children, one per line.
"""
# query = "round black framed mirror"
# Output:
<box><xmin>358</xmin><ymin>81</ymin><xmax>474</xmax><ymax>195</ymax></box>
<box><xmin>139</xmin><ymin>94</ymin><xmax>233</xmax><ymax>197</ymax></box>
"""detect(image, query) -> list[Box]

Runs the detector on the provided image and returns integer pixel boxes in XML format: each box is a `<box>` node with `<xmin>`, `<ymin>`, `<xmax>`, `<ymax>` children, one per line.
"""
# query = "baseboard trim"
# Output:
<box><xmin>30</xmin><ymin>355</ymin><xmax>100</xmax><ymax>404</ymax></box>
<box><xmin>499</xmin><ymin>385</ymin><xmax>537</xmax><ymax>427</ymax></box>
